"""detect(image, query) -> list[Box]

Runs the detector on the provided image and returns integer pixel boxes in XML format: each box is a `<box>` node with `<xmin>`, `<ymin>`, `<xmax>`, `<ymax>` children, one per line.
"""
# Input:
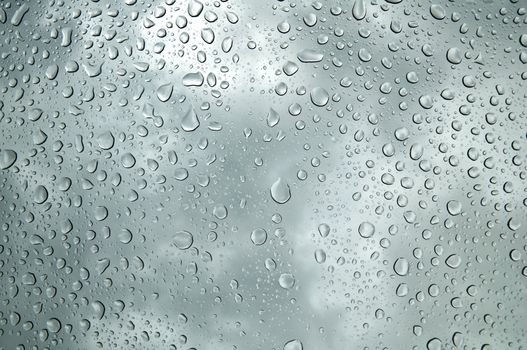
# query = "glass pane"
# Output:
<box><xmin>0</xmin><ymin>0</ymin><xmax>525</xmax><ymax>349</ymax></box>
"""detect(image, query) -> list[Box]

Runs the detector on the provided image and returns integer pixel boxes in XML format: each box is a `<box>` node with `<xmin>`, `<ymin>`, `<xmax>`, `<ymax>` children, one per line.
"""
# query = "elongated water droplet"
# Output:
<box><xmin>157</xmin><ymin>83</ymin><xmax>173</xmax><ymax>102</ymax></box>
<box><xmin>267</xmin><ymin>108</ymin><xmax>280</xmax><ymax>127</ymax></box>
<box><xmin>0</xmin><ymin>149</ymin><xmax>17</xmax><ymax>170</ymax></box>
<box><xmin>352</xmin><ymin>0</ymin><xmax>366</xmax><ymax>20</ymax></box>
<box><xmin>297</xmin><ymin>49</ymin><xmax>324</xmax><ymax>63</ymax></box>
<box><xmin>188</xmin><ymin>0</ymin><xmax>204</xmax><ymax>17</ymax></box>
<box><xmin>182</xmin><ymin>72</ymin><xmax>204</xmax><ymax>87</ymax></box>
<box><xmin>34</xmin><ymin>185</ymin><xmax>49</xmax><ymax>204</ymax></box>
<box><xmin>270</xmin><ymin>177</ymin><xmax>291</xmax><ymax>204</ymax></box>
<box><xmin>318</xmin><ymin>223</ymin><xmax>330</xmax><ymax>237</ymax></box>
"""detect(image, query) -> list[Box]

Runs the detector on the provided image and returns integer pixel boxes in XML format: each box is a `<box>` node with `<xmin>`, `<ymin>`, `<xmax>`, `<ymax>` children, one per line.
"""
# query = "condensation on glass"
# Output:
<box><xmin>0</xmin><ymin>0</ymin><xmax>526</xmax><ymax>349</ymax></box>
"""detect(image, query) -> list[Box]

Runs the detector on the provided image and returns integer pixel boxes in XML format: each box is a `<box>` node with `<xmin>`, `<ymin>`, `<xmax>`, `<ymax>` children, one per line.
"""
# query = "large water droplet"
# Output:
<box><xmin>213</xmin><ymin>205</ymin><xmax>228</xmax><ymax>220</ymax></box>
<box><xmin>91</xmin><ymin>301</ymin><xmax>105</xmax><ymax>320</ymax></box>
<box><xmin>284</xmin><ymin>339</ymin><xmax>303</xmax><ymax>350</ymax></box>
<box><xmin>97</xmin><ymin>131</ymin><xmax>115</xmax><ymax>150</ymax></box>
<box><xmin>283</xmin><ymin>61</ymin><xmax>299</xmax><ymax>76</ymax></box>
<box><xmin>188</xmin><ymin>0</ymin><xmax>204</xmax><ymax>17</ymax></box>
<box><xmin>0</xmin><ymin>149</ymin><xmax>17</xmax><ymax>170</ymax></box>
<box><xmin>310</xmin><ymin>87</ymin><xmax>329</xmax><ymax>107</ymax></box>
<box><xmin>278</xmin><ymin>273</ymin><xmax>295</xmax><ymax>289</ymax></box>
<box><xmin>157</xmin><ymin>83</ymin><xmax>173</xmax><ymax>102</ymax></box>
<box><xmin>430</xmin><ymin>4</ymin><xmax>445</xmax><ymax>20</ymax></box>
<box><xmin>183</xmin><ymin>72</ymin><xmax>204</xmax><ymax>87</ymax></box>
<box><xmin>427</xmin><ymin>338</ymin><xmax>442</xmax><ymax>350</ymax></box>
<box><xmin>445</xmin><ymin>254</ymin><xmax>462</xmax><ymax>269</ymax></box>
<box><xmin>393</xmin><ymin>257</ymin><xmax>409</xmax><ymax>276</ymax></box>
<box><xmin>34</xmin><ymin>185</ymin><xmax>49</xmax><ymax>204</ymax></box>
<box><xmin>358</xmin><ymin>221</ymin><xmax>375</xmax><ymax>238</ymax></box>
<box><xmin>267</xmin><ymin>108</ymin><xmax>280</xmax><ymax>127</ymax></box>
<box><xmin>314</xmin><ymin>249</ymin><xmax>326</xmax><ymax>263</ymax></box>
<box><xmin>121</xmin><ymin>153</ymin><xmax>136</xmax><ymax>168</ymax></box>
<box><xmin>250</xmin><ymin>228</ymin><xmax>267</xmax><ymax>246</ymax></box>
<box><xmin>446</xmin><ymin>200</ymin><xmax>462</xmax><ymax>216</ymax></box>
<box><xmin>446</xmin><ymin>47</ymin><xmax>462</xmax><ymax>64</ymax></box>
<box><xmin>174</xmin><ymin>231</ymin><xmax>194</xmax><ymax>250</ymax></box>
<box><xmin>352</xmin><ymin>0</ymin><xmax>366</xmax><ymax>20</ymax></box>
<box><xmin>181</xmin><ymin>108</ymin><xmax>200</xmax><ymax>132</ymax></box>
<box><xmin>46</xmin><ymin>318</ymin><xmax>61</xmax><ymax>333</ymax></box>
<box><xmin>297</xmin><ymin>49</ymin><xmax>324</xmax><ymax>63</ymax></box>
<box><xmin>270</xmin><ymin>177</ymin><xmax>291</xmax><ymax>204</ymax></box>
<box><xmin>318</xmin><ymin>223</ymin><xmax>330</xmax><ymax>237</ymax></box>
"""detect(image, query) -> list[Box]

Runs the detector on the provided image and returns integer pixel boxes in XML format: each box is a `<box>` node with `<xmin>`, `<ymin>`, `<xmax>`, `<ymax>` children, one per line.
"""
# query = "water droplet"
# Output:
<box><xmin>181</xmin><ymin>108</ymin><xmax>200</xmax><ymax>132</ymax></box>
<box><xmin>318</xmin><ymin>223</ymin><xmax>330</xmax><ymax>237</ymax></box>
<box><xmin>97</xmin><ymin>131</ymin><xmax>115</xmax><ymax>150</ymax></box>
<box><xmin>121</xmin><ymin>153</ymin><xmax>136</xmax><ymax>168</ymax></box>
<box><xmin>0</xmin><ymin>149</ymin><xmax>17</xmax><ymax>170</ymax></box>
<box><xmin>157</xmin><ymin>83</ymin><xmax>173</xmax><ymax>102</ymax></box>
<box><xmin>11</xmin><ymin>3</ymin><xmax>29</xmax><ymax>26</ymax></box>
<box><xmin>358</xmin><ymin>48</ymin><xmax>372</xmax><ymax>62</ymax></box>
<box><xmin>94</xmin><ymin>206</ymin><xmax>108</xmax><ymax>221</ymax></box>
<box><xmin>267</xmin><ymin>108</ymin><xmax>280</xmax><ymax>127</ymax></box>
<box><xmin>396</xmin><ymin>283</ymin><xmax>409</xmax><ymax>296</ymax></box>
<box><xmin>46</xmin><ymin>318</ymin><xmax>61</xmax><ymax>333</ymax></box>
<box><xmin>270</xmin><ymin>178</ymin><xmax>291</xmax><ymax>204</ymax></box>
<box><xmin>213</xmin><ymin>205</ymin><xmax>228</xmax><ymax>220</ymax></box>
<box><xmin>188</xmin><ymin>0</ymin><xmax>204</xmax><ymax>17</ymax></box>
<box><xmin>430</xmin><ymin>4</ymin><xmax>445</xmax><ymax>20</ymax></box>
<box><xmin>118</xmin><ymin>229</ymin><xmax>133</xmax><ymax>244</ymax></box>
<box><xmin>34</xmin><ymin>185</ymin><xmax>49</xmax><ymax>204</ymax></box>
<box><xmin>250</xmin><ymin>228</ymin><xmax>267</xmax><ymax>246</ymax></box>
<box><xmin>446</xmin><ymin>200</ymin><xmax>462</xmax><ymax>216</ymax></box>
<box><xmin>419</xmin><ymin>95</ymin><xmax>434</xmax><ymax>109</ymax></box>
<box><xmin>352</xmin><ymin>0</ymin><xmax>366</xmax><ymax>20</ymax></box>
<box><xmin>310</xmin><ymin>87</ymin><xmax>329</xmax><ymax>107</ymax></box>
<box><xmin>297</xmin><ymin>49</ymin><xmax>324</xmax><ymax>63</ymax></box>
<box><xmin>427</xmin><ymin>338</ymin><xmax>442</xmax><ymax>350</ymax></box>
<box><xmin>174</xmin><ymin>231</ymin><xmax>194</xmax><ymax>250</ymax></box>
<box><xmin>201</xmin><ymin>28</ymin><xmax>215</xmax><ymax>44</ymax></box>
<box><xmin>277</xmin><ymin>21</ymin><xmax>290</xmax><ymax>34</ymax></box>
<box><xmin>284</xmin><ymin>339</ymin><xmax>303</xmax><ymax>350</ymax></box>
<box><xmin>445</xmin><ymin>254</ymin><xmax>462</xmax><ymax>268</ymax></box>
<box><xmin>510</xmin><ymin>249</ymin><xmax>521</xmax><ymax>262</ymax></box>
<box><xmin>278</xmin><ymin>273</ymin><xmax>295</xmax><ymax>289</ymax></box>
<box><xmin>446</xmin><ymin>47</ymin><xmax>462</xmax><ymax>64</ymax></box>
<box><xmin>303</xmin><ymin>13</ymin><xmax>317</xmax><ymax>27</ymax></box>
<box><xmin>283</xmin><ymin>61</ymin><xmax>299</xmax><ymax>76</ymax></box>
<box><xmin>314</xmin><ymin>249</ymin><xmax>326</xmax><ymax>263</ymax></box>
<box><xmin>358</xmin><ymin>221</ymin><xmax>375</xmax><ymax>238</ymax></box>
<box><xmin>393</xmin><ymin>258</ymin><xmax>409</xmax><ymax>276</ymax></box>
<box><xmin>91</xmin><ymin>301</ymin><xmax>105</xmax><ymax>320</ymax></box>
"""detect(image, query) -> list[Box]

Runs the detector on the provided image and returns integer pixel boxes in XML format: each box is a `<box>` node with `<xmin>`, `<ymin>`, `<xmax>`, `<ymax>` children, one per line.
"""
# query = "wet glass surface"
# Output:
<box><xmin>0</xmin><ymin>0</ymin><xmax>526</xmax><ymax>349</ymax></box>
